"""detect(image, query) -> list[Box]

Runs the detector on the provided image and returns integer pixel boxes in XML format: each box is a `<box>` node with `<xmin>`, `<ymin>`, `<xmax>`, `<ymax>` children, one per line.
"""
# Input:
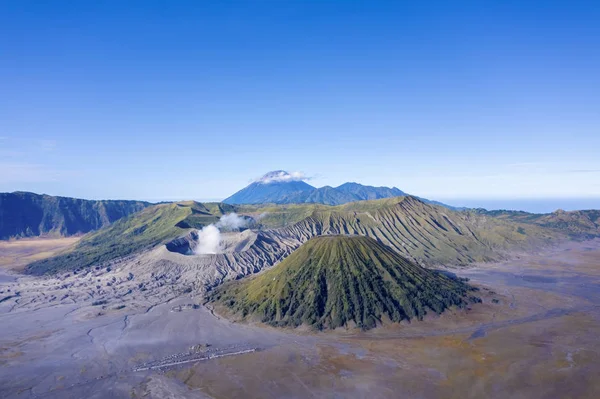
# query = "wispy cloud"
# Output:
<box><xmin>0</xmin><ymin>162</ymin><xmax>81</xmax><ymax>184</ymax></box>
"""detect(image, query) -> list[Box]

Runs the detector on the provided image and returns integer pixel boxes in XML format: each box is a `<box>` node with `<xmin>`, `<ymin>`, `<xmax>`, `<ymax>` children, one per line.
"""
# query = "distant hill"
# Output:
<box><xmin>223</xmin><ymin>170</ymin><xmax>428</xmax><ymax>206</ymax></box>
<box><xmin>476</xmin><ymin>208</ymin><xmax>600</xmax><ymax>239</ymax></box>
<box><xmin>335</xmin><ymin>182</ymin><xmax>405</xmax><ymax>200</ymax></box>
<box><xmin>303</xmin><ymin>186</ymin><xmax>357</xmax><ymax>205</ymax></box>
<box><xmin>206</xmin><ymin>235</ymin><xmax>478</xmax><ymax>330</ymax></box>
<box><xmin>0</xmin><ymin>192</ymin><xmax>150</xmax><ymax>240</ymax></box>
<box><xmin>28</xmin><ymin>196</ymin><xmax>562</xmax><ymax>276</ymax></box>
<box><xmin>254</xmin><ymin>196</ymin><xmax>559</xmax><ymax>265</ymax></box>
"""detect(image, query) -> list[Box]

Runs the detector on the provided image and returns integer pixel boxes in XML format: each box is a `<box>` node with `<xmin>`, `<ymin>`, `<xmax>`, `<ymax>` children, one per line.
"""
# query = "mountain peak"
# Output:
<box><xmin>223</xmin><ymin>171</ymin><xmax>315</xmax><ymax>205</ymax></box>
<box><xmin>224</xmin><ymin>171</ymin><xmax>452</xmax><ymax>207</ymax></box>
<box><xmin>257</xmin><ymin>170</ymin><xmax>308</xmax><ymax>184</ymax></box>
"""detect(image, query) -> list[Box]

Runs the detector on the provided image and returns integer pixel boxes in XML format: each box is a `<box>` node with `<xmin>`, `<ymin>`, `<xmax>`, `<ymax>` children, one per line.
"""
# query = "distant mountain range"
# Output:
<box><xmin>26</xmin><ymin>196</ymin><xmax>560</xmax><ymax>277</ymax></box>
<box><xmin>0</xmin><ymin>192</ymin><xmax>150</xmax><ymax>240</ymax></box>
<box><xmin>224</xmin><ymin>170</ymin><xmax>408</xmax><ymax>206</ymax></box>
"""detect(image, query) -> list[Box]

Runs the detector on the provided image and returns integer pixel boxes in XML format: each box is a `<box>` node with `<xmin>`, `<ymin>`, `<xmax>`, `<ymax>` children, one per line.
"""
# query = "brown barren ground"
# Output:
<box><xmin>169</xmin><ymin>240</ymin><xmax>600</xmax><ymax>399</ymax></box>
<box><xmin>1</xmin><ymin>239</ymin><xmax>599</xmax><ymax>398</ymax></box>
<box><xmin>0</xmin><ymin>237</ymin><xmax>80</xmax><ymax>271</ymax></box>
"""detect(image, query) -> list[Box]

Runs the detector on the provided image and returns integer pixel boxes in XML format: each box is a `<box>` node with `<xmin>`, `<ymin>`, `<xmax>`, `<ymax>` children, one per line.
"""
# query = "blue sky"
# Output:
<box><xmin>1</xmin><ymin>1</ymin><xmax>599</xmax><ymax>211</ymax></box>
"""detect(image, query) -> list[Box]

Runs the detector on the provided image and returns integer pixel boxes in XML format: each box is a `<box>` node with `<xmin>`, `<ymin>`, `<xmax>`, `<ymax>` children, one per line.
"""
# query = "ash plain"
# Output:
<box><xmin>1</xmin><ymin>239</ymin><xmax>600</xmax><ymax>398</ymax></box>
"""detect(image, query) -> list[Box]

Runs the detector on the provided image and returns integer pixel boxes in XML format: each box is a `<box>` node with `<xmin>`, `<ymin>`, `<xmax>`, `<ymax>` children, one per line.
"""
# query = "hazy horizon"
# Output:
<box><xmin>7</xmin><ymin>189</ymin><xmax>598</xmax><ymax>214</ymax></box>
<box><xmin>124</xmin><ymin>197</ymin><xmax>600</xmax><ymax>214</ymax></box>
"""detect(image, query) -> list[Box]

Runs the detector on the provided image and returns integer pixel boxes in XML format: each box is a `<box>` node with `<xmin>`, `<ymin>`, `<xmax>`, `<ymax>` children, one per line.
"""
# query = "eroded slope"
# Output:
<box><xmin>207</xmin><ymin>235</ymin><xmax>477</xmax><ymax>330</ymax></box>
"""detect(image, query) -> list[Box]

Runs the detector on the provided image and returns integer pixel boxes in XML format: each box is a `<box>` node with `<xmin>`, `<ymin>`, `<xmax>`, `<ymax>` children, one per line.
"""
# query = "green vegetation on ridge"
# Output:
<box><xmin>207</xmin><ymin>235</ymin><xmax>478</xmax><ymax>330</ymax></box>
<box><xmin>476</xmin><ymin>208</ymin><xmax>600</xmax><ymax>239</ymax></box>
<box><xmin>243</xmin><ymin>196</ymin><xmax>559</xmax><ymax>265</ymax></box>
<box><xmin>25</xmin><ymin>201</ymin><xmax>223</xmax><ymax>275</ymax></box>
<box><xmin>27</xmin><ymin>196</ymin><xmax>565</xmax><ymax>276</ymax></box>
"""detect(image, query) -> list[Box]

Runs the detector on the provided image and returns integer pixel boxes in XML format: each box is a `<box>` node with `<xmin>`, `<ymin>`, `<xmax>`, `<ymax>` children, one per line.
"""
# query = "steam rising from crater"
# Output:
<box><xmin>217</xmin><ymin>212</ymin><xmax>248</xmax><ymax>230</ymax></box>
<box><xmin>194</xmin><ymin>213</ymin><xmax>249</xmax><ymax>254</ymax></box>
<box><xmin>195</xmin><ymin>224</ymin><xmax>221</xmax><ymax>254</ymax></box>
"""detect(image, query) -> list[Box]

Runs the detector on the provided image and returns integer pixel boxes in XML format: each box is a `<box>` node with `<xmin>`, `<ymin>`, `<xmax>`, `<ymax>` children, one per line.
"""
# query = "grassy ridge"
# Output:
<box><xmin>479</xmin><ymin>209</ymin><xmax>600</xmax><ymax>239</ymax></box>
<box><xmin>237</xmin><ymin>203</ymin><xmax>328</xmax><ymax>228</ymax></box>
<box><xmin>273</xmin><ymin>196</ymin><xmax>559</xmax><ymax>265</ymax></box>
<box><xmin>237</xmin><ymin>197</ymin><xmax>444</xmax><ymax>228</ymax></box>
<box><xmin>207</xmin><ymin>235</ymin><xmax>478</xmax><ymax>330</ymax></box>
<box><xmin>25</xmin><ymin>195</ymin><xmax>567</xmax><ymax>276</ymax></box>
<box><xmin>25</xmin><ymin>202</ymin><xmax>213</xmax><ymax>275</ymax></box>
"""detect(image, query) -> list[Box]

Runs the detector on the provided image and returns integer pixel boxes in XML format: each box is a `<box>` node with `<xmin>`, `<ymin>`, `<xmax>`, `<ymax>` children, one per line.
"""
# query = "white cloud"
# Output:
<box><xmin>0</xmin><ymin>162</ymin><xmax>80</xmax><ymax>184</ymax></box>
<box><xmin>216</xmin><ymin>212</ymin><xmax>248</xmax><ymax>230</ymax></box>
<box><xmin>255</xmin><ymin>170</ymin><xmax>309</xmax><ymax>184</ymax></box>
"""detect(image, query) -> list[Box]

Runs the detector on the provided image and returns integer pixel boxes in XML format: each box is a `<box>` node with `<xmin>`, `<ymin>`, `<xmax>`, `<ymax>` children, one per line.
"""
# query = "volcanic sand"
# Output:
<box><xmin>0</xmin><ymin>237</ymin><xmax>80</xmax><ymax>272</ymax></box>
<box><xmin>1</xmin><ymin>239</ymin><xmax>599</xmax><ymax>398</ymax></box>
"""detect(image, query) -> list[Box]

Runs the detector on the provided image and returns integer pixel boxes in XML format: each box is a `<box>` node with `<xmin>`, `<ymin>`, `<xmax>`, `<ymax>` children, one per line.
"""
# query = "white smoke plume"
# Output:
<box><xmin>194</xmin><ymin>213</ymin><xmax>249</xmax><ymax>254</ymax></box>
<box><xmin>216</xmin><ymin>212</ymin><xmax>248</xmax><ymax>230</ymax></box>
<box><xmin>194</xmin><ymin>224</ymin><xmax>221</xmax><ymax>254</ymax></box>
